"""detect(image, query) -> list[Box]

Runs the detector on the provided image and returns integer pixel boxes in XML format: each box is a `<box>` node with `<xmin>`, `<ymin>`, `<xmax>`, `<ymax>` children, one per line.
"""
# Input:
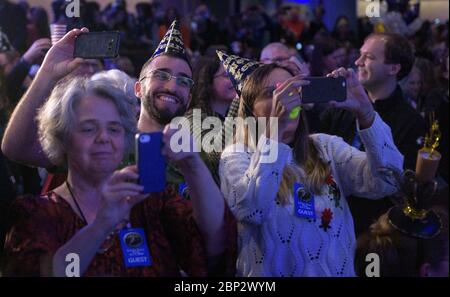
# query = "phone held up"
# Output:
<box><xmin>301</xmin><ymin>76</ymin><xmax>347</xmax><ymax>104</ymax></box>
<box><xmin>74</xmin><ymin>31</ymin><xmax>120</xmax><ymax>59</ymax></box>
<box><xmin>136</xmin><ymin>132</ymin><xmax>166</xmax><ymax>194</ymax></box>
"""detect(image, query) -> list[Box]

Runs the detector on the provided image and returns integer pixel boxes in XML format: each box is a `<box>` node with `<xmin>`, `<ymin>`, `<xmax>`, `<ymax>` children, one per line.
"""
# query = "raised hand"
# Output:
<box><xmin>23</xmin><ymin>38</ymin><xmax>52</xmax><ymax>65</ymax></box>
<box><xmin>327</xmin><ymin>67</ymin><xmax>375</xmax><ymax>128</ymax></box>
<box><xmin>39</xmin><ymin>27</ymin><xmax>89</xmax><ymax>82</ymax></box>
<box><xmin>162</xmin><ymin>124</ymin><xmax>201</xmax><ymax>171</ymax></box>
<box><xmin>268</xmin><ymin>75</ymin><xmax>309</xmax><ymax>141</ymax></box>
<box><xmin>97</xmin><ymin>165</ymin><xmax>146</xmax><ymax>229</ymax></box>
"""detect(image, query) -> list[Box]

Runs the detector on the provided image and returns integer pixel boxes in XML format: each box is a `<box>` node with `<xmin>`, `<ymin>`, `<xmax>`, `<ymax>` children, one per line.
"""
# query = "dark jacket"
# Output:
<box><xmin>320</xmin><ymin>86</ymin><xmax>426</xmax><ymax>170</ymax></box>
<box><xmin>320</xmin><ymin>85</ymin><xmax>426</xmax><ymax>236</ymax></box>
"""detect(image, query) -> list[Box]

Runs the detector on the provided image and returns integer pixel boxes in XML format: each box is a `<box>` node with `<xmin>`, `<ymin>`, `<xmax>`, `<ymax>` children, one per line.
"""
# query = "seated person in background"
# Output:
<box><xmin>260</xmin><ymin>42</ymin><xmax>292</xmax><ymax>64</ymax></box>
<box><xmin>400</xmin><ymin>62</ymin><xmax>423</xmax><ymax>111</ymax></box>
<box><xmin>260</xmin><ymin>42</ymin><xmax>310</xmax><ymax>76</ymax></box>
<box><xmin>217</xmin><ymin>51</ymin><xmax>403</xmax><ymax>276</ymax></box>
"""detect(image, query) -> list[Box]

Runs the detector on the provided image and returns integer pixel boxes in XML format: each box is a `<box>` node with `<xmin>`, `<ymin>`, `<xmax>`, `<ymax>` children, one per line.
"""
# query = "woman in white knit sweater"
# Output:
<box><xmin>218</xmin><ymin>60</ymin><xmax>404</xmax><ymax>276</ymax></box>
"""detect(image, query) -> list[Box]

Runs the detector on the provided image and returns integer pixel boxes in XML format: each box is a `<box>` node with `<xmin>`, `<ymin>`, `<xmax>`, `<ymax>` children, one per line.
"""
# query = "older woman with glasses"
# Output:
<box><xmin>2</xmin><ymin>72</ymin><xmax>209</xmax><ymax>277</ymax></box>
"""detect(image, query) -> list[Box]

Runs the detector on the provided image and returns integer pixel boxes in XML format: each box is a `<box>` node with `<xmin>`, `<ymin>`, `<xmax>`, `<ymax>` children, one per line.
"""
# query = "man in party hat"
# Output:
<box><xmin>134</xmin><ymin>20</ymin><xmax>235</xmax><ymax>272</ymax></box>
<box><xmin>135</xmin><ymin>20</ymin><xmax>193</xmax><ymax>128</ymax></box>
<box><xmin>135</xmin><ymin>20</ymin><xmax>235</xmax><ymax>267</ymax></box>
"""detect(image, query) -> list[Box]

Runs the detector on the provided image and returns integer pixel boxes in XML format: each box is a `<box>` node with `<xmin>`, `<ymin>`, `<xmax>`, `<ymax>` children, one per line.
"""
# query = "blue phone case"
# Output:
<box><xmin>136</xmin><ymin>132</ymin><xmax>166</xmax><ymax>193</ymax></box>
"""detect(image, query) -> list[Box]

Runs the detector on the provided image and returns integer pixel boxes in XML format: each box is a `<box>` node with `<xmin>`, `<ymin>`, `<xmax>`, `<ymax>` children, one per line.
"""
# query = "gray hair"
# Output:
<box><xmin>91</xmin><ymin>69</ymin><xmax>138</xmax><ymax>106</ymax></box>
<box><xmin>37</xmin><ymin>73</ymin><xmax>137</xmax><ymax>167</ymax></box>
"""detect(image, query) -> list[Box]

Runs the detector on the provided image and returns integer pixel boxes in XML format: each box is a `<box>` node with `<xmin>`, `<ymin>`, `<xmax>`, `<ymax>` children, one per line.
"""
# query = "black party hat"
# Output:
<box><xmin>0</xmin><ymin>27</ymin><xmax>13</xmax><ymax>53</ymax></box>
<box><xmin>386</xmin><ymin>169</ymin><xmax>442</xmax><ymax>239</ymax></box>
<box><xmin>151</xmin><ymin>20</ymin><xmax>188</xmax><ymax>63</ymax></box>
<box><xmin>216</xmin><ymin>50</ymin><xmax>261</xmax><ymax>95</ymax></box>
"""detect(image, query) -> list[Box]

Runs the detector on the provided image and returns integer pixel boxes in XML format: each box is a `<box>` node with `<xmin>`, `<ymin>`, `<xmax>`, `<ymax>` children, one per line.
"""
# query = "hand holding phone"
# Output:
<box><xmin>136</xmin><ymin>132</ymin><xmax>167</xmax><ymax>194</ymax></box>
<box><xmin>74</xmin><ymin>31</ymin><xmax>120</xmax><ymax>59</ymax></box>
<box><xmin>326</xmin><ymin>68</ymin><xmax>374</xmax><ymax>127</ymax></box>
<box><xmin>38</xmin><ymin>28</ymin><xmax>89</xmax><ymax>84</ymax></box>
<box><xmin>99</xmin><ymin>165</ymin><xmax>147</xmax><ymax>225</ymax></box>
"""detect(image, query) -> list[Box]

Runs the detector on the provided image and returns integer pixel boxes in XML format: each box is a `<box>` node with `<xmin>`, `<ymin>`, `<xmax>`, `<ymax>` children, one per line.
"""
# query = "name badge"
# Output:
<box><xmin>119</xmin><ymin>227</ymin><xmax>152</xmax><ymax>268</ymax></box>
<box><xmin>294</xmin><ymin>183</ymin><xmax>316</xmax><ymax>219</ymax></box>
<box><xmin>178</xmin><ymin>183</ymin><xmax>190</xmax><ymax>199</ymax></box>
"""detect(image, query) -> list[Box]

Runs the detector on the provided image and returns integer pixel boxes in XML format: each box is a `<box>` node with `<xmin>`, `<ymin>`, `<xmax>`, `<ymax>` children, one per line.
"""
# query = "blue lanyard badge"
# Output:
<box><xmin>178</xmin><ymin>182</ymin><xmax>190</xmax><ymax>199</ymax></box>
<box><xmin>294</xmin><ymin>183</ymin><xmax>316</xmax><ymax>219</ymax></box>
<box><xmin>119</xmin><ymin>227</ymin><xmax>152</xmax><ymax>268</ymax></box>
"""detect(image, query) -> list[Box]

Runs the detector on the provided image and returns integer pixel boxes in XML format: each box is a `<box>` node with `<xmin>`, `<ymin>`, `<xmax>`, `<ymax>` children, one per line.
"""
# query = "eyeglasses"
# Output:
<box><xmin>140</xmin><ymin>69</ymin><xmax>194</xmax><ymax>89</ymax></box>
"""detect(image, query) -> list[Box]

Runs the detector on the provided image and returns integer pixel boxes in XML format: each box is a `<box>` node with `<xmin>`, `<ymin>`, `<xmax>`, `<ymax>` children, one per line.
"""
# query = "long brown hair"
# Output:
<box><xmin>190</xmin><ymin>56</ymin><xmax>221</xmax><ymax>115</ymax></box>
<box><xmin>238</xmin><ymin>64</ymin><xmax>330</xmax><ymax>203</ymax></box>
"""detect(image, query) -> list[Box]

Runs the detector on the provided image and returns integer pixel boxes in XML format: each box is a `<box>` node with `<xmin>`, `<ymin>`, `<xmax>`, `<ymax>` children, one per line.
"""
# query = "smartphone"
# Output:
<box><xmin>136</xmin><ymin>132</ymin><xmax>166</xmax><ymax>194</ymax></box>
<box><xmin>301</xmin><ymin>77</ymin><xmax>347</xmax><ymax>104</ymax></box>
<box><xmin>74</xmin><ymin>31</ymin><xmax>120</xmax><ymax>59</ymax></box>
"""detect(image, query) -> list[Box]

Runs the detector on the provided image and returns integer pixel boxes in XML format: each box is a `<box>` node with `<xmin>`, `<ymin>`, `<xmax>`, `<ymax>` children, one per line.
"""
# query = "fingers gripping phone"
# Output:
<box><xmin>74</xmin><ymin>31</ymin><xmax>120</xmax><ymax>59</ymax></box>
<box><xmin>301</xmin><ymin>77</ymin><xmax>347</xmax><ymax>104</ymax></box>
<box><xmin>136</xmin><ymin>132</ymin><xmax>167</xmax><ymax>194</ymax></box>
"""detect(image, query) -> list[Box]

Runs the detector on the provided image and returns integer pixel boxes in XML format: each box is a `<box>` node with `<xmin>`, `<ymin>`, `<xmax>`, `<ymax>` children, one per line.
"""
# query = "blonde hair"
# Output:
<box><xmin>237</xmin><ymin>64</ymin><xmax>330</xmax><ymax>204</ymax></box>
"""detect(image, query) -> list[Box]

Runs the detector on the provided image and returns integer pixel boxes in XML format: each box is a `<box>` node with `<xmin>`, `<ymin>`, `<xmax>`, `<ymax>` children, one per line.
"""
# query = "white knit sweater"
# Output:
<box><xmin>219</xmin><ymin>113</ymin><xmax>403</xmax><ymax>277</ymax></box>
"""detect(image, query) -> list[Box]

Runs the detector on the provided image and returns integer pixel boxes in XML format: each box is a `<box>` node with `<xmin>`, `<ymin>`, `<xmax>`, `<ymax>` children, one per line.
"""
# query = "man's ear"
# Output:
<box><xmin>135</xmin><ymin>80</ymin><xmax>142</xmax><ymax>99</ymax></box>
<box><xmin>389</xmin><ymin>63</ymin><xmax>402</xmax><ymax>77</ymax></box>
<box><xmin>419</xmin><ymin>262</ymin><xmax>431</xmax><ymax>277</ymax></box>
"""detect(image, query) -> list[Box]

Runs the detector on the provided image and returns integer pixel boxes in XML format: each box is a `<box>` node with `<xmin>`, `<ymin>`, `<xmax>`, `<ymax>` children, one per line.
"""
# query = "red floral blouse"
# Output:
<box><xmin>3</xmin><ymin>186</ymin><xmax>237</xmax><ymax>277</ymax></box>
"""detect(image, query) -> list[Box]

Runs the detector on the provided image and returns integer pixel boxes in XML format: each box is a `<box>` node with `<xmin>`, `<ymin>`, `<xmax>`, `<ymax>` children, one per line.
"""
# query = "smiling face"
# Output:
<box><xmin>136</xmin><ymin>55</ymin><xmax>192</xmax><ymax>125</ymax></box>
<box><xmin>67</xmin><ymin>95</ymin><xmax>126</xmax><ymax>177</ymax></box>
<box><xmin>355</xmin><ymin>36</ymin><xmax>396</xmax><ymax>89</ymax></box>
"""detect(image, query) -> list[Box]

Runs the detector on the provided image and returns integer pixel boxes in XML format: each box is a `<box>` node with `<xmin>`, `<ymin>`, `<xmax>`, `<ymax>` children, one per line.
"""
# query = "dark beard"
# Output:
<box><xmin>142</xmin><ymin>93</ymin><xmax>187</xmax><ymax>125</ymax></box>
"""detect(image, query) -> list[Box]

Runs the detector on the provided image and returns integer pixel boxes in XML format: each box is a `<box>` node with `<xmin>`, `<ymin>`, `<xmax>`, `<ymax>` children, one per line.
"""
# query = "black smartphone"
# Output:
<box><xmin>135</xmin><ymin>132</ymin><xmax>167</xmax><ymax>194</ymax></box>
<box><xmin>74</xmin><ymin>31</ymin><xmax>120</xmax><ymax>59</ymax></box>
<box><xmin>301</xmin><ymin>77</ymin><xmax>347</xmax><ymax>104</ymax></box>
